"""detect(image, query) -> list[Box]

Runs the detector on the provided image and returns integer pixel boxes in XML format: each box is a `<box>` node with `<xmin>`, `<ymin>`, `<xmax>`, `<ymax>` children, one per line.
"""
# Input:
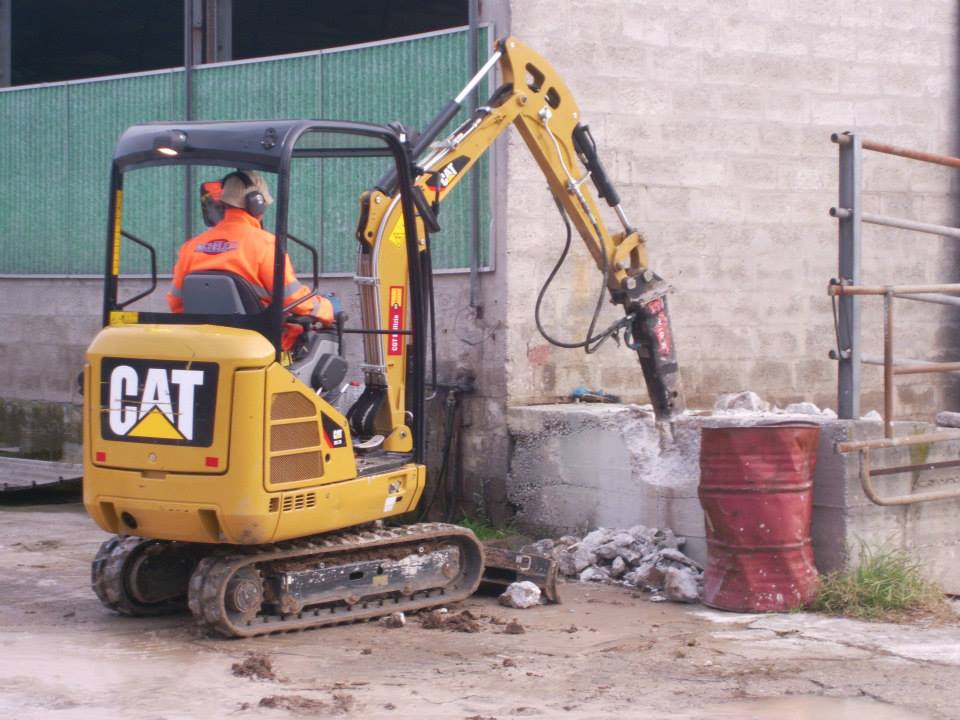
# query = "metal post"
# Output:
<box><xmin>836</xmin><ymin>132</ymin><xmax>862</xmax><ymax>418</ymax></box>
<box><xmin>0</xmin><ymin>1</ymin><xmax>10</xmax><ymax>87</ymax></box>
<box><xmin>883</xmin><ymin>291</ymin><xmax>893</xmax><ymax>438</ymax></box>
<box><xmin>183</xmin><ymin>0</ymin><xmax>201</xmax><ymax>237</ymax></box>
<box><xmin>204</xmin><ymin>0</ymin><xmax>232</xmax><ymax>62</ymax></box>
<box><xmin>467</xmin><ymin>0</ymin><xmax>482</xmax><ymax>310</ymax></box>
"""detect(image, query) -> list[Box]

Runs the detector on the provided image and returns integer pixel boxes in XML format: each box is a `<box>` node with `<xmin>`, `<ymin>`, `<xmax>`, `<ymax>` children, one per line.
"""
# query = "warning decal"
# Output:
<box><xmin>387</xmin><ymin>286</ymin><xmax>404</xmax><ymax>357</ymax></box>
<box><xmin>321</xmin><ymin>413</ymin><xmax>347</xmax><ymax>449</ymax></box>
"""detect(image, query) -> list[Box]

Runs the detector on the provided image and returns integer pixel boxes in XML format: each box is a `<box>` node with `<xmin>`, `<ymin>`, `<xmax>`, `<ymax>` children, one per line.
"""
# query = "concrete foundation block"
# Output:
<box><xmin>507</xmin><ymin>408</ymin><xmax>960</xmax><ymax>593</ymax></box>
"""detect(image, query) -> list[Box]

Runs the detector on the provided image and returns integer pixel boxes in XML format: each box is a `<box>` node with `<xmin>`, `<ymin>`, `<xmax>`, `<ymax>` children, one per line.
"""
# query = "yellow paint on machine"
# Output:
<box><xmin>83</xmin><ymin>322</ymin><xmax>424</xmax><ymax>545</ymax></box>
<box><xmin>111</xmin><ymin>190</ymin><xmax>123</xmax><ymax>276</ymax></box>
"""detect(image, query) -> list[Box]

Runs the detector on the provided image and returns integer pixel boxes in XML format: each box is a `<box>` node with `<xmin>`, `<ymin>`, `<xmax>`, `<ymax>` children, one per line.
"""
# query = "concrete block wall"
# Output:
<box><xmin>506</xmin><ymin>0</ymin><xmax>960</xmax><ymax>416</ymax></box>
<box><xmin>813</xmin><ymin>419</ymin><xmax>960</xmax><ymax>594</ymax></box>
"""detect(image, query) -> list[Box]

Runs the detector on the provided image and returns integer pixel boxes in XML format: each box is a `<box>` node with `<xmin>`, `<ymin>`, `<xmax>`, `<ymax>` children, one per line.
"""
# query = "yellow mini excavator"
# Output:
<box><xmin>83</xmin><ymin>37</ymin><xmax>684</xmax><ymax>637</ymax></box>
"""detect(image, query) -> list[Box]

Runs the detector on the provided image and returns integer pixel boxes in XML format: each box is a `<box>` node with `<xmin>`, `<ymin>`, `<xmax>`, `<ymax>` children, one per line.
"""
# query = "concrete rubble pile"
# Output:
<box><xmin>524</xmin><ymin>526</ymin><xmax>703</xmax><ymax>603</ymax></box>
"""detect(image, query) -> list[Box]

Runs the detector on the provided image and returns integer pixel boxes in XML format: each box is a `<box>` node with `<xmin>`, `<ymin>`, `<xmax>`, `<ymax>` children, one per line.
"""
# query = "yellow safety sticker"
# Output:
<box><xmin>389</xmin><ymin>216</ymin><xmax>405</xmax><ymax>248</ymax></box>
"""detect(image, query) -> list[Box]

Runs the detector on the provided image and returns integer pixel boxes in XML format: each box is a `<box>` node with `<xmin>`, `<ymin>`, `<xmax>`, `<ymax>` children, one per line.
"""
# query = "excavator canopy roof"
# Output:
<box><xmin>112</xmin><ymin>119</ymin><xmax>403</xmax><ymax>172</ymax></box>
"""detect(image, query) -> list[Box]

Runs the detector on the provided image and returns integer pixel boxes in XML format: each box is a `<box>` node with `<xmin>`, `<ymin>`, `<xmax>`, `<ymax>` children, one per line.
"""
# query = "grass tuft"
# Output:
<box><xmin>456</xmin><ymin>514</ymin><xmax>511</xmax><ymax>541</ymax></box>
<box><xmin>812</xmin><ymin>543</ymin><xmax>946</xmax><ymax>621</ymax></box>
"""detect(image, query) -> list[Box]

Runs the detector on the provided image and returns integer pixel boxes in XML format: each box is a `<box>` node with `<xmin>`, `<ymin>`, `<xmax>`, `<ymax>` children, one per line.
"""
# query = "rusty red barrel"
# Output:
<box><xmin>698</xmin><ymin>423</ymin><xmax>820</xmax><ymax>612</ymax></box>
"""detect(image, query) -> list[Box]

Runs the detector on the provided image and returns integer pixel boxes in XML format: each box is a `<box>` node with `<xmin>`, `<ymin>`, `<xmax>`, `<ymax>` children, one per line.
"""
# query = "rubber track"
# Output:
<box><xmin>188</xmin><ymin>522</ymin><xmax>485</xmax><ymax>638</ymax></box>
<box><xmin>91</xmin><ymin>535</ymin><xmax>186</xmax><ymax>616</ymax></box>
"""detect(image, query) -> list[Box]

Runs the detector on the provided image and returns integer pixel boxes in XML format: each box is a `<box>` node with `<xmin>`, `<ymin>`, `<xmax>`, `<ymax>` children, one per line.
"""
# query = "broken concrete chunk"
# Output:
<box><xmin>784</xmin><ymin>401</ymin><xmax>822</xmax><ymax>415</ymax></box>
<box><xmin>714</xmin><ymin>391</ymin><xmax>770</xmax><ymax>412</ymax></box>
<box><xmin>657</xmin><ymin>548</ymin><xmax>702</xmax><ymax>570</ymax></box>
<box><xmin>579</xmin><ymin>566</ymin><xmax>610</xmax><ymax>583</ymax></box>
<box><xmin>580</xmin><ymin>528</ymin><xmax>613</xmax><ymax>551</ymax></box>
<box><xmin>380</xmin><ymin>611</ymin><xmax>406</xmax><ymax>628</ymax></box>
<box><xmin>609</xmin><ymin>556</ymin><xmax>627</xmax><ymax>580</ymax></box>
<box><xmin>628</xmin><ymin>525</ymin><xmax>654</xmax><ymax>542</ymax></box>
<box><xmin>573</xmin><ymin>546</ymin><xmax>597</xmax><ymax>573</ymax></box>
<box><xmin>631</xmin><ymin>561</ymin><xmax>664</xmax><ymax>588</ymax></box>
<box><xmin>499</xmin><ymin>581</ymin><xmax>542</xmax><ymax>609</ymax></box>
<box><xmin>662</xmin><ymin>567</ymin><xmax>700</xmax><ymax>603</ymax></box>
<box><xmin>612</xmin><ymin>532</ymin><xmax>635</xmax><ymax>547</ymax></box>
<box><xmin>557</xmin><ymin>552</ymin><xmax>578</xmax><ymax>578</ymax></box>
<box><xmin>594</xmin><ymin>543</ymin><xmax>621</xmax><ymax>561</ymax></box>
<box><xmin>936</xmin><ymin>411</ymin><xmax>960</xmax><ymax>428</ymax></box>
<box><xmin>653</xmin><ymin>528</ymin><xmax>682</xmax><ymax>550</ymax></box>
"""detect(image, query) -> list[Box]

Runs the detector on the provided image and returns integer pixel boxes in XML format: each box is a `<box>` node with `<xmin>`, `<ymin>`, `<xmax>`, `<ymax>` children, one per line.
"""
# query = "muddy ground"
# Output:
<box><xmin>1</xmin><ymin>505</ymin><xmax>958</xmax><ymax>720</ymax></box>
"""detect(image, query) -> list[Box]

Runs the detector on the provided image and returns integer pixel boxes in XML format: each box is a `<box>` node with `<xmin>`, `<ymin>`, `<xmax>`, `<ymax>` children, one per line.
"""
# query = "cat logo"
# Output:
<box><xmin>100</xmin><ymin>359</ymin><xmax>219</xmax><ymax>446</ymax></box>
<box><xmin>425</xmin><ymin>156</ymin><xmax>469</xmax><ymax>194</ymax></box>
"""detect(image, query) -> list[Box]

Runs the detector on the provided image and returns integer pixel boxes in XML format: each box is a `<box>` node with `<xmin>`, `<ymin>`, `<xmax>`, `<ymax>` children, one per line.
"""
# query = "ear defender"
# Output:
<box><xmin>223</xmin><ymin>170</ymin><xmax>267</xmax><ymax>218</ymax></box>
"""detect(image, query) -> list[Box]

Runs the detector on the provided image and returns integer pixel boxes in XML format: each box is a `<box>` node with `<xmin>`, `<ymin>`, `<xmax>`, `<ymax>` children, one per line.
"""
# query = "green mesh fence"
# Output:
<box><xmin>0</xmin><ymin>28</ymin><xmax>490</xmax><ymax>276</ymax></box>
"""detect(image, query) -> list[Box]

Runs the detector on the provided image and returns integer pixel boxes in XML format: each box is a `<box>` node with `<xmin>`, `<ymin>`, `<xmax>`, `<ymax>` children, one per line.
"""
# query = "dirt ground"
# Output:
<box><xmin>2</xmin><ymin>505</ymin><xmax>958</xmax><ymax>720</ymax></box>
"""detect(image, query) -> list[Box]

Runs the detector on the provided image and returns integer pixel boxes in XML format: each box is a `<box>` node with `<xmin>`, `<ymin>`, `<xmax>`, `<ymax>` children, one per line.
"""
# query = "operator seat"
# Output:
<box><xmin>181</xmin><ymin>271</ymin><xmax>348</xmax><ymax>397</ymax></box>
<box><xmin>181</xmin><ymin>270</ymin><xmax>264</xmax><ymax>314</ymax></box>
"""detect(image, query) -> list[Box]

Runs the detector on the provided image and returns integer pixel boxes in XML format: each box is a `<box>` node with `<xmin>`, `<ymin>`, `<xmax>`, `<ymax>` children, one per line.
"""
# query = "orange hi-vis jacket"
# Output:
<box><xmin>167</xmin><ymin>208</ymin><xmax>333</xmax><ymax>348</ymax></box>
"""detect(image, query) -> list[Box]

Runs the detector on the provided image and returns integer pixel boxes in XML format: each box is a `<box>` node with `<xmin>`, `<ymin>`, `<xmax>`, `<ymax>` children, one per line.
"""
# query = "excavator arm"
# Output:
<box><xmin>350</xmin><ymin>37</ymin><xmax>684</xmax><ymax>445</ymax></box>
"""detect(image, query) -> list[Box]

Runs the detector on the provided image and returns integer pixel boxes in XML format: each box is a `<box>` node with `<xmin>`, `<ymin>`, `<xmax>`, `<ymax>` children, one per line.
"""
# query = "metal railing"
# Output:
<box><xmin>829</xmin><ymin>131</ymin><xmax>960</xmax><ymax>434</ymax></box>
<box><xmin>829</xmin><ymin>131</ymin><xmax>960</xmax><ymax>505</ymax></box>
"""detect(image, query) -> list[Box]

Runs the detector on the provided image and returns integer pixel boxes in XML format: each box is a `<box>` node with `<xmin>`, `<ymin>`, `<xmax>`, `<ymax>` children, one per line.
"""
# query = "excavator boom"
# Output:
<box><xmin>352</xmin><ymin>37</ymin><xmax>684</xmax><ymax>442</ymax></box>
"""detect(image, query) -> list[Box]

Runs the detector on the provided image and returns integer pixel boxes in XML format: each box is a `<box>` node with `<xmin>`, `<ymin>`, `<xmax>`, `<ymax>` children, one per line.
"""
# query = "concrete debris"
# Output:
<box><xmin>662</xmin><ymin>566</ymin><xmax>700</xmax><ymax>603</ymax></box>
<box><xmin>380</xmin><ymin>611</ymin><xmax>406</xmax><ymax>629</ymax></box>
<box><xmin>499</xmin><ymin>581</ymin><xmax>542</xmax><ymax>609</ymax></box>
<box><xmin>610</xmin><ymin>556</ymin><xmax>627</xmax><ymax>579</ymax></box>
<box><xmin>545</xmin><ymin>525</ymin><xmax>703</xmax><ymax>604</ymax></box>
<box><xmin>573</xmin><ymin>546</ymin><xmax>597</xmax><ymax>573</ymax></box>
<box><xmin>784</xmin><ymin>401</ymin><xmax>822</xmax><ymax>415</ymax></box>
<box><xmin>714</xmin><ymin>392</ymin><xmax>838</xmax><ymax>418</ymax></box>
<box><xmin>579</xmin><ymin>566</ymin><xmax>611</xmax><ymax>583</ymax></box>
<box><xmin>714</xmin><ymin>391</ymin><xmax>769</xmax><ymax>412</ymax></box>
<box><xmin>936</xmin><ymin>411</ymin><xmax>960</xmax><ymax>428</ymax></box>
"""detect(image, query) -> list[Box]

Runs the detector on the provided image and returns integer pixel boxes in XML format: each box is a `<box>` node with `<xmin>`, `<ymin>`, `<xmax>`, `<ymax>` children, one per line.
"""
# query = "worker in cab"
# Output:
<box><xmin>167</xmin><ymin>170</ymin><xmax>334</xmax><ymax>350</ymax></box>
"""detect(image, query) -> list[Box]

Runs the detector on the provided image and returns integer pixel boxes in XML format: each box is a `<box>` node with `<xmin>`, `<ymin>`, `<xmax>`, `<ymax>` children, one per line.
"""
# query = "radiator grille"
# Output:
<box><xmin>271</xmin><ymin>421</ymin><xmax>320</xmax><ymax>452</ymax></box>
<box><xmin>282</xmin><ymin>492</ymin><xmax>317</xmax><ymax>512</ymax></box>
<box><xmin>270</xmin><ymin>392</ymin><xmax>316</xmax><ymax>420</ymax></box>
<box><xmin>271</xmin><ymin>451</ymin><xmax>323</xmax><ymax>484</ymax></box>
